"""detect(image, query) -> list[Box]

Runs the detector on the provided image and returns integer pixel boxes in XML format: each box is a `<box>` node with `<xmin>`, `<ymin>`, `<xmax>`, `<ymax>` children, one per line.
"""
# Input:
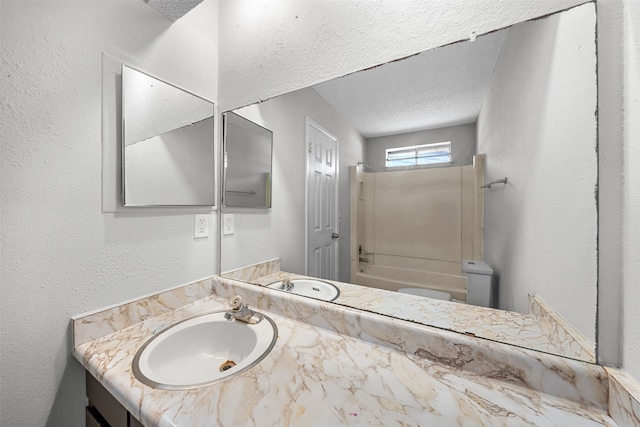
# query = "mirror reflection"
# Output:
<box><xmin>223</xmin><ymin>112</ymin><xmax>273</xmax><ymax>209</ymax></box>
<box><xmin>221</xmin><ymin>4</ymin><xmax>597</xmax><ymax>362</ymax></box>
<box><xmin>122</xmin><ymin>64</ymin><xmax>215</xmax><ymax>207</ymax></box>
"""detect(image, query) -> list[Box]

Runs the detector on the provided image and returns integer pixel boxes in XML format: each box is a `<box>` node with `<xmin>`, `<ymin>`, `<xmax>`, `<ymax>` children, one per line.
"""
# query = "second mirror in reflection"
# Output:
<box><xmin>223</xmin><ymin>112</ymin><xmax>273</xmax><ymax>209</ymax></box>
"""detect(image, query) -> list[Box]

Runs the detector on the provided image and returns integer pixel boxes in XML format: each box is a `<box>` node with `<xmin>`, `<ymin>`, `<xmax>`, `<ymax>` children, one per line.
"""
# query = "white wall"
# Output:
<box><xmin>365</xmin><ymin>123</ymin><xmax>477</xmax><ymax>172</ymax></box>
<box><xmin>218</xmin><ymin>0</ymin><xmax>590</xmax><ymax>112</ymax></box>
<box><xmin>0</xmin><ymin>1</ymin><xmax>218</xmax><ymax>426</ymax></box>
<box><xmin>222</xmin><ymin>87</ymin><xmax>365</xmax><ymax>282</ymax></box>
<box><xmin>622</xmin><ymin>0</ymin><xmax>640</xmax><ymax>381</ymax></box>
<box><xmin>477</xmin><ymin>4</ymin><xmax>597</xmax><ymax>341</ymax></box>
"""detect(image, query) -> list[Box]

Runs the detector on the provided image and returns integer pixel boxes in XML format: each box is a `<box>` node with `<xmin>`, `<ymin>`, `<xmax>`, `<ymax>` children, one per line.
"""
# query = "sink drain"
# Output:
<box><xmin>219</xmin><ymin>360</ymin><xmax>237</xmax><ymax>372</ymax></box>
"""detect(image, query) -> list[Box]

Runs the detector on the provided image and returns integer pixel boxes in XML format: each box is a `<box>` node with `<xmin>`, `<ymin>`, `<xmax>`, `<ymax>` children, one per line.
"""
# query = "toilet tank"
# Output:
<box><xmin>462</xmin><ymin>260</ymin><xmax>496</xmax><ymax>308</ymax></box>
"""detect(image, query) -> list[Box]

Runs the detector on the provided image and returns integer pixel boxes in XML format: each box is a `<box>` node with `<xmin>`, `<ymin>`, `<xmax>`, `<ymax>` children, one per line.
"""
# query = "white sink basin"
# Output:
<box><xmin>132</xmin><ymin>310</ymin><xmax>277</xmax><ymax>390</ymax></box>
<box><xmin>267</xmin><ymin>278</ymin><xmax>340</xmax><ymax>302</ymax></box>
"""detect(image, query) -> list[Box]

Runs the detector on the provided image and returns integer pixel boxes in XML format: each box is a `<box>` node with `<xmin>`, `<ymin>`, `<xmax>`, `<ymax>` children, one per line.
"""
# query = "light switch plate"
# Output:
<box><xmin>223</xmin><ymin>214</ymin><xmax>235</xmax><ymax>235</ymax></box>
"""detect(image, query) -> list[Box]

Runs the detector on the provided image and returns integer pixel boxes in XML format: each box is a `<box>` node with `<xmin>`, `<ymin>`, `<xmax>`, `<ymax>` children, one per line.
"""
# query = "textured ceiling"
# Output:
<box><xmin>313</xmin><ymin>29</ymin><xmax>508</xmax><ymax>138</ymax></box>
<box><xmin>147</xmin><ymin>0</ymin><xmax>506</xmax><ymax>137</ymax></box>
<box><xmin>145</xmin><ymin>0</ymin><xmax>204</xmax><ymax>21</ymax></box>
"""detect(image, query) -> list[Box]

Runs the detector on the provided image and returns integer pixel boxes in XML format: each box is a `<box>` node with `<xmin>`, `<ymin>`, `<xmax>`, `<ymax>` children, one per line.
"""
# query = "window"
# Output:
<box><xmin>385</xmin><ymin>142</ymin><xmax>451</xmax><ymax>168</ymax></box>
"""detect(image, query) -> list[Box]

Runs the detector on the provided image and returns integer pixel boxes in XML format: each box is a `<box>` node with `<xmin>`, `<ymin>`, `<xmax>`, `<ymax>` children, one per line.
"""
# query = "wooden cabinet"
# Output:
<box><xmin>86</xmin><ymin>371</ymin><xmax>144</xmax><ymax>427</ymax></box>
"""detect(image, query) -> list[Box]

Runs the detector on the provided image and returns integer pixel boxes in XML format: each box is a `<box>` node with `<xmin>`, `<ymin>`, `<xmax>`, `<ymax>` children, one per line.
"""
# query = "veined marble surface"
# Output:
<box><xmin>606</xmin><ymin>368</ymin><xmax>640</xmax><ymax>427</ymax></box>
<box><xmin>216</xmin><ymin>277</ymin><xmax>608</xmax><ymax>410</ymax></box>
<box><xmin>75</xmin><ymin>281</ymin><xmax>615</xmax><ymax>427</ymax></box>
<box><xmin>529</xmin><ymin>294</ymin><xmax>595</xmax><ymax>362</ymax></box>
<box><xmin>76</xmin><ymin>292</ymin><xmax>615</xmax><ymax>427</ymax></box>
<box><xmin>247</xmin><ymin>270</ymin><xmax>585</xmax><ymax>360</ymax></box>
<box><xmin>221</xmin><ymin>258</ymin><xmax>280</xmax><ymax>282</ymax></box>
<box><xmin>72</xmin><ymin>277</ymin><xmax>213</xmax><ymax>347</ymax></box>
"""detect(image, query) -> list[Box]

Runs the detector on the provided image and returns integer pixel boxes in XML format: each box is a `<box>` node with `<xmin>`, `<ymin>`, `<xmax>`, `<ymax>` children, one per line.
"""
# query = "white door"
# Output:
<box><xmin>306</xmin><ymin>117</ymin><xmax>339</xmax><ymax>280</ymax></box>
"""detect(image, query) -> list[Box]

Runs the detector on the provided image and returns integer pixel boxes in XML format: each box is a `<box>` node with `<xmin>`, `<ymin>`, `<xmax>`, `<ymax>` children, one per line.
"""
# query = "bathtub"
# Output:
<box><xmin>352</xmin><ymin>264</ymin><xmax>468</xmax><ymax>302</ymax></box>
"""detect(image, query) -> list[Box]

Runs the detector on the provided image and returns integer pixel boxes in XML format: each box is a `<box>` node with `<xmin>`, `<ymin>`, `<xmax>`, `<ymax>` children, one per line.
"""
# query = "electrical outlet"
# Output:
<box><xmin>194</xmin><ymin>214</ymin><xmax>209</xmax><ymax>238</ymax></box>
<box><xmin>223</xmin><ymin>214</ymin><xmax>234</xmax><ymax>235</ymax></box>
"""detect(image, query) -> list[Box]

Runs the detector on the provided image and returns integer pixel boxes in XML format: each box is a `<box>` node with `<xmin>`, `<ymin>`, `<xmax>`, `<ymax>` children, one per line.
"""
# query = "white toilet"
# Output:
<box><xmin>462</xmin><ymin>260</ymin><xmax>496</xmax><ymax>308</ymax></box>
<box><xmin>398</xmin><ymin>287</ymin><xmax>452</xmax><ymax>301</ymax></box>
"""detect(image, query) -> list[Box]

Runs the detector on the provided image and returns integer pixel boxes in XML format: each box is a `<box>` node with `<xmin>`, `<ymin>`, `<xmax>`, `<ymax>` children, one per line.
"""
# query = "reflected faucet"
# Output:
<box><xmin>281</xmin><ymin>278</ymin><xmax>295</xmax><ymax>292</ymax></box>
<box><xmin>224</xmin><ymin>295</ymin><xmax>263</xmax><ymax>324</ymax></box>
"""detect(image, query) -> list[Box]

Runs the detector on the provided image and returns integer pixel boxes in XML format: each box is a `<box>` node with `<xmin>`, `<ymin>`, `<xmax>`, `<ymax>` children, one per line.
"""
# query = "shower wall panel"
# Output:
<box><xmin>373</xmin><ymin>167</ymin><xmax>463</xmax><ymax>263</ymax></box>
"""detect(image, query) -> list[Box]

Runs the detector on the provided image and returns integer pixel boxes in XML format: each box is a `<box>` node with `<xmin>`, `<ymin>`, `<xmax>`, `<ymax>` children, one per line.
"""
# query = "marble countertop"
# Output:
<box><xmin>73</xmin><ymin>278</ymin><xmax>616</xmax><ymax>427</ymax></box>
<box><xmin>250</xmin><ymin>271</ymin><xmax>579</xmax><ymax>358</ymax></box>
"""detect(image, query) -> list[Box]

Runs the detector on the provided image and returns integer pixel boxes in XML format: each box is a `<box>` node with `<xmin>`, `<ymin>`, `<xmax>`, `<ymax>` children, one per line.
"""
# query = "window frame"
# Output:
<box><xmin>384</xmin><ymin>141</ymin><xmax>452</xmax><ymax>169</ymax></box>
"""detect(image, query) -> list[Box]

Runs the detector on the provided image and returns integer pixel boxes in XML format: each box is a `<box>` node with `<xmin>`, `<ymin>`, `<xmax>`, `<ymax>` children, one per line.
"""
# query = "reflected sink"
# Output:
<box><xmin>132</xmin><ymin>310</ymin><xmax>277</xmax><ymax>390</ymax></box>
<box><xmin>267</xmin><ymin>278</ymin><xmax>340</xmax><ymax>302</ymax></box>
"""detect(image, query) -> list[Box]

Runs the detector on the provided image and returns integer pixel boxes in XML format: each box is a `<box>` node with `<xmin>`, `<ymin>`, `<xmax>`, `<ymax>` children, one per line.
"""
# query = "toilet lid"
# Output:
<box><xmin>398</xmin><ymin>288</ymin><xmax>451</xmax><ymax>301</ymax></box>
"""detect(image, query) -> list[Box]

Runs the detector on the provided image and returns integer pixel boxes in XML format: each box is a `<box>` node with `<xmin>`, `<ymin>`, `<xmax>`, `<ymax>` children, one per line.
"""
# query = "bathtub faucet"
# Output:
<box><xmin>358</xmin><ymin>245</ymin><xmax>369</xmax><ymax>263</ymax></box>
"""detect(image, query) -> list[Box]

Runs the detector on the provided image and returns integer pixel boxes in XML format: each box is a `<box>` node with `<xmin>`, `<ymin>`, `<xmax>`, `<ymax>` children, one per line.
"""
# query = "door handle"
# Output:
<box><xmin>331</xmin><ymin>233</ymin><xmax>339</xmax><ymax>239</ymax></box>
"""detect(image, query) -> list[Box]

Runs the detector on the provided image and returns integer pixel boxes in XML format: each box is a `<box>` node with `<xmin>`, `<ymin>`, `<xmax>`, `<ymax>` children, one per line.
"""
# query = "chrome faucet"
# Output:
<box><xmin>281</xmin><ymin>278</ymin><xmax>295</xmax><ymax>292</ymax></box>
<box><xmin>224</xmin><ymin>295</ymin><xmax>263</xmax><ymax>324</ymax></box>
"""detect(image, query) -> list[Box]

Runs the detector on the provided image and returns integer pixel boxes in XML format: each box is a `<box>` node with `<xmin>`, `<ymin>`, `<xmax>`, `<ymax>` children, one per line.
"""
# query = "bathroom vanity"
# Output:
<box><xmin>72</xmin><ymin>274</ymin><xmax>639</xmax><ymax>427</ymax></box>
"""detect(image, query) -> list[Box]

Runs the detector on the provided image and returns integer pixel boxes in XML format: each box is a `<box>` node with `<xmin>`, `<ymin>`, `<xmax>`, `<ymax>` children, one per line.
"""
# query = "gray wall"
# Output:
<box><xmin>364</xmin><ymin>123</ymin><xmax>476</xmax><ymax>172</ymax></box>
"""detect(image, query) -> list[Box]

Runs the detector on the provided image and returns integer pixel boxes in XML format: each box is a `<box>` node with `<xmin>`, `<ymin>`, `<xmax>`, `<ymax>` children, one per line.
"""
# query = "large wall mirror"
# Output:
<box><xmin>122</xmin><ymin>64</ymin><xmax>215</xmax><ymax>207</ymax></box>
<box><xmin>220</xmin><ymin>3</ymin><xmax>598</xmax><ymax>363</ymax></box>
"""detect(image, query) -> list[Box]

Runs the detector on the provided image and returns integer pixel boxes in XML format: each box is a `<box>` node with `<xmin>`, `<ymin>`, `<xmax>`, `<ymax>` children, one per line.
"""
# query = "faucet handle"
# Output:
<box><xmin>229</xmin><ymin>295</ymin><xmax>243</xmax><ymax>310</ymax></box>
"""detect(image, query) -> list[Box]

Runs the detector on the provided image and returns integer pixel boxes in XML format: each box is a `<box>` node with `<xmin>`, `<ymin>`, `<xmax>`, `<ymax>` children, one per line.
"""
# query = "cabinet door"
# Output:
<box><xmin>86</xmin><ymin>406</ymin><xmax>108</xmax><ymax>427</ymax></box>
<box><xmin>130</xmin><ymin>415</ymin><xmax>145</xmax><ymax>427</ymax></box>
<box><xmin>86</xmin><ymin>372</ymin><xmax>128</xmax><ymax>427</ymax></box>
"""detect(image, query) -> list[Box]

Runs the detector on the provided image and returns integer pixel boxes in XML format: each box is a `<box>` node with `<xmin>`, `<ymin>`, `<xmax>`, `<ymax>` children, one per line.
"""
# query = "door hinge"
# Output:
<box><xmin>309</xmin><ymin>143</ymin><xmax>313</xmax><ymax>153</ymax></box>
